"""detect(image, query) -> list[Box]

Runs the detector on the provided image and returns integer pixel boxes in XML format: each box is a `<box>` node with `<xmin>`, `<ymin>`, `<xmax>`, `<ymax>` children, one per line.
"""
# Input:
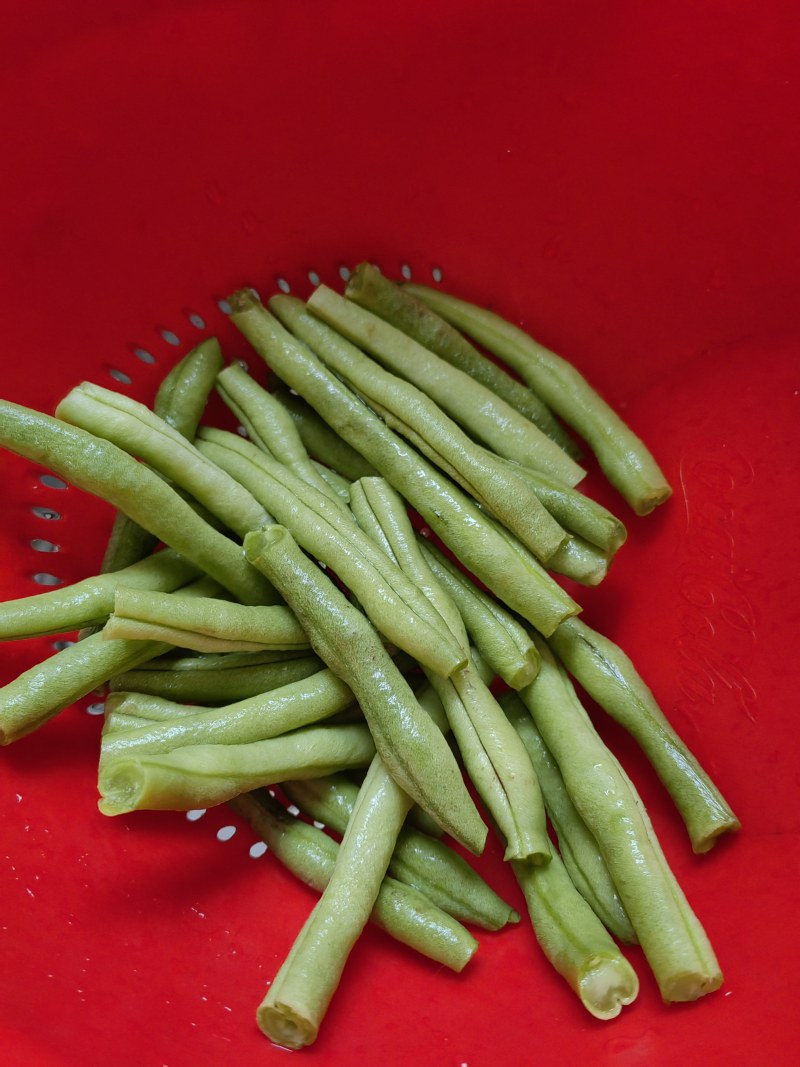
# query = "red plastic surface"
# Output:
<box><xmin>1</xmin><ymin>2</ymin><xmax>799</xmax><ymax>1065</ymax></box>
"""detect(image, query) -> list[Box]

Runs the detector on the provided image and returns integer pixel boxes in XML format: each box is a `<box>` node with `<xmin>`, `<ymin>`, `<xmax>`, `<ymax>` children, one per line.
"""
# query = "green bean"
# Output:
<box><xmin>230</xmin><ymin>791</ymin><xmax>478</xmax><ymax>971</ymax></box>
<box><xmin>405</xmin><ymin>283</ymin><xmax>673</xmax><ymax>515</ymax></box>
<box><xmin>346</xmin><ymin>263</ymin><xmax>579</xmax><ymax>456</ymax></box>
<box><xmin>308</xmin><ymin>284</ymin><xmax>585</xmax><ymax>488</ymax></box>
<box><xmin>0</xmin><ymin>548</ymin><xmax>199</xmax><ymax>640</ymax></box>
<box><xmin>270</xmin><ymin>383</ymin><xmax>378</xmax><ymax>481</ymax></box>
<box><xmin>311</xmin><ymin>461</ymin><xmax>352</xmax><ymax>503</ymax></box>
<box><xmin>55</xmin><ymin>381</ymin><xmax>270</xmax><ymax>538</ymax></box>
<box><xmin>0</xmin><ymin>400</ymin><xmax>275</xmax><ymax>606</ymax></box>
<box><xmin>500</xmin><ymin>691</ymin><xmax>635</xmax><ymax>943</ymax></box>
<box><xmin>283</xmin><ymin>775</ymin><xmax>519</xmax><ymax>931</ymax></box>
<box><xmin>545</xmin><ymin>534</ymin><xmax>612</xmax><ymax>587</ymax></box>
<box><xmin>512</xmin><ymin>851</ymin><xmax>639</xmax><ymax>1020</ymax></box>
<box><xmin>97</xmin><ymin>720</ymin><xmax>376</xmax><ymax>815</ymax></box>
<box><xmin>548</xmin><ymin>618</ymin><xmax>740</xmax><ymax>852</ymax></box>
<box><xmin>278</xmin><ymin>292</ymin><xmax>570</xmax><ymax>563</ymax></box>
<box><xmin>244</xmin><ymin>525</ymin><xmax>487</xmax><ymax>854</ymax></box>
<box><xmin>519</xmin><ymin>633</ymin><xmax>722</xmax><ymax>1002</ymax></box>
<box><xmin>229</xmin><ymin>289</ymin><xmax>578</xmax><ymax>635</ymax></box>
<box><xmin>197</xmin><ymin>428</ymin><xmax>468</xmax><ymax>677</ymax></box>
<box><xmin>508</xmin><ymin>464</ymin><xmax>627</xmax><ymax>554</ymax></box>
<box><xmin>99</xmin><ymin>338</ymin><xmax>225</xmax><ymax>574</ymax></box>
<box><xmin>349</xmin><ymin>476</ymin><xmax>549</xmax><ymax>862</ymax></box>
<box><xmin>419</xmin><ymin>540</ymin><xmax>539</xmax><ymax>689</ymax></box>
<box><xmin>100</xmin><ymin>667</ymin><xmax>355</xmax><ymax>763</ymax></box>
<box><xmin>215</xmin><ymin>363</ymin><xmax>345</xmax><ymax>506</ymax></box>
<box><xmin>108</xmin><ymin>651</ymin><xmax>323</xmax><ymax>704</ymax></box>
<box><xmin>103</xmin><ymin>690</ymin><xmax>205</xmax><ymax>722</ymax></box>
<box><xmin>104</xmin><ymin>588</ymin><xmax>310</xmax><ymax>654</ymax></box>
<box><xmin>257</xmin><ymin>754</ymin><xmax>420</xmax><ymax>1049</ymax></box>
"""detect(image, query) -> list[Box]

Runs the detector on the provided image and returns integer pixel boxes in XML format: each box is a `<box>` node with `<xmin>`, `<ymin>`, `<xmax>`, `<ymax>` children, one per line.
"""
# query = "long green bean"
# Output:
<box><xmin>277</xmin><ymin>292</ymin><xmax>570</xmax><ymax>563</ymax></box>
<box><xmin>345</xmin><ymin>262</ymin><xmax>578</xmax><ymax>455</ymax></box>
<box><xmin>0</xmin><ymin>548</ymin><xmax>199</xmax><ymax>640</ymax></box>
<box><xmin>229</xmin><ymin>289</ymin><xmax>578</xmax><ymax>635</ymax></box>
<box><xmin>230</xmin><ymin>791</ymin><xmax>478</xmax><ymax>971</ymax></box>
<box><xmin>244</xmin><ymin>525</ymin><xmax>487</xmax><ymax>855</ymax></box>
<box><xmin>0</xmin><ymin>400</ymin><xmax>275</xmax><ymax>606</ymax></box>
<box><xmin>501</xmin><ymin>691</ymin><xmax>635</xmax><ymax>943</ymax></box>
<box><xmin>108</xmin><ymin>651</ymin><xmax>323</xmax><ymax>704</ymax></box>
<box><xmin>104</xmin><ymin>588</ymin><xmax>310</xmax><ymax>654</ymax></box>
<box><xmin>308</xmin><ymin>284</ymin><xmax>584</xmax><ymax>487</ymax></box>
<box><xmin>405</xmin><ymin>283</ymin><xmax>672</xmax><ymax>515</ymax></box>
<box><xmin>257</xmin><ymin>754</ymin><xmax>419</xmax><ymax>1049</ymax></box>
<box><xmin>97</xmin><ymin>721</ymin><xmax>376</xmax><ymax>815</ymax></box>
<box><xmin>548</xmin><ymin>618</ymin><xmax>740</xmax><ymax>852</ymax></box>
<box><xmin>512</xmin><ymin>851</ymin><xmax>639</xmax><ymax>1020</ymax></box>
<box><xmin>100</xmin><ymin>667</ymin><xmax>355</xmax><ymax>763</ymax></box>
<box><xmin>283</xmin><ymin>775</ymin><xmax>519</xmax><ymax>931</ymax></box>
<box><xmin>518</xmin><ymin>633</ymin><xmax>722</xmax><ymax>1002</ymax></box>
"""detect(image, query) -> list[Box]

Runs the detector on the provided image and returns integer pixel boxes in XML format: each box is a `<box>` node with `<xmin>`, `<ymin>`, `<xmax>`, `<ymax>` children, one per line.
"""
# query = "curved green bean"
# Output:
<box><xmin>0</xmin><ymin>400</ymin><xmax>275</xmax><ymax>606</ymax></box>
<box><xmin>405</xmin><ymin>283</ymin><xmax>672</xmax><ymax>515</ymax></box>
<box><xmin>0</xmin><ymin>548</ymin><xmax>199</xmax><ymax>641</ymax></box>
<box><xmin>548</xmin><ymin>618</ymin><xmax>740</xmax><ymax>852</ymax></box>
<box><xmin>230</xmin><ymin>791</ymin><xmax>478</xmax><ymax>971</ymax></box>
<box><xmin>97</xmin><ymin>721</ymin><xmax>376</xmax><ymax>815</ymax></box>
<box><xmin>244</xmin><ymin>525</ymin><xmax>487</xmax><ymax>855</ymax></box>
<box><xmin>346</xmin><ymin>262</ymin><xmax>578</xmax><ymax>455</ymax></box>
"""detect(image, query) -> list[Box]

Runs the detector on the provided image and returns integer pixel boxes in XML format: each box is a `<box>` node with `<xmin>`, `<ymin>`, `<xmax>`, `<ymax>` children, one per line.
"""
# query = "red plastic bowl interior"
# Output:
<box><xmin>1</xmin><ymin>3</ymin><xmax>799</xmax><ymax>1065</ymax></box>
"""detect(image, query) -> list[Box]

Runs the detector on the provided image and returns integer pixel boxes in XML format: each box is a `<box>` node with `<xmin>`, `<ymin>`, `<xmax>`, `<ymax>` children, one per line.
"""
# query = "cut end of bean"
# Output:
<box><xmin>578</xmin><ymin>955</ymin><xmax>639</xmax><ymax>1020</ymax></box>
<box><xmin>257</xmin><ymin>1001</ymin><xmax>317</xmax><ymax>1051</ymax></box>
<box><xmin>97</xmin><ymin>760</ymin><xmax>144</xmax><ymax>815</ymax></box>
<box><xmin>632</xmin><ymin>484</ymin><xmax>673</xmax><ymax>517</ymax></box>
<box><xmin>660</xmin><ymin>967</ymin><xmax>724</xmax><ymax>1003</ymax></box>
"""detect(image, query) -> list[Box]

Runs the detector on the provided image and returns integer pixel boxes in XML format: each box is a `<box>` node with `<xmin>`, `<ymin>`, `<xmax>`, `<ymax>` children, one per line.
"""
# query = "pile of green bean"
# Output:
<box><xmin>0</xmin><ymin>264</ymin><xmax>740</xmax><ymax>1049</ymax></box>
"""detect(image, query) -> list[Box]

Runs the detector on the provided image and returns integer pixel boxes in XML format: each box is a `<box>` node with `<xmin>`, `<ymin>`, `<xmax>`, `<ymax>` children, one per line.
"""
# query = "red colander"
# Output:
<box><xmin>1</xmin><ymin>2</ymin><xmax>798</xmax><ymax>1065</ymax></box>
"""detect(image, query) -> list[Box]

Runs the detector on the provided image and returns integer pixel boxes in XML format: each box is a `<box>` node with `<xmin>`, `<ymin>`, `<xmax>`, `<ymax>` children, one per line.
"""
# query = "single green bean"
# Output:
<box><xmin>500</xmin><ymin>691</ymin><xmax>635</xmax><ymax>943</ymax></box>
<box><xmin>419</xmin><ymin>540</ymin><xmax>539</xmax><ymax>689</ymax></box>
<box><xmin>230</xmin><ymin>791</ymin><xmax>478</xmax><ymax>971</ymax></box>
<box><xmin>545</xmin><ymin>534</ymin><xmax>612</xmax><ymax>587</ymax></box>
<box><xmin>278</xmin><ymin>292</ymin><xmax>570</xmax><ymax>563</ymax></box>
<box><xmin>55</xmin><ymin>381</ymin><xmax>270</xmax><ymax>538</ymax></box>
<box><xmin>308</xmin><ymin>284</ymin><xmax>584</xmax><ymax>487</ymax></box>
<box><xmin>215</xmin><ymin>363</ymin><xmax>345</xmax><ymax>506</ymax></box>
<box><xmin>405</xmin><ymin>283</ymin><xmax>672</xmax><ymax>515</ymax></box>
<box><xmin>0</xmin><ymin>548</ymin><xmax>200</xmax><ymax>640</ymax></box>
<box><xmin>229</xmin><ymin>289</ymin><xmax>578</xmax><ymax>635</ymax></box>
<box><xmin>104</xmin><ymin>587</ymin><xmax>309</xmax><ymax>654</ymax></box>
<box><xmin>244</xmin><ymin>525</ymin><xmax>486</xmax><ymax>854</ymax></box>
<box><xmin>512</xmin><ymin>851</ymin><xmax>639</xmax><ymax>1020</ymax></box>
<box><xmin>519</xmin><ymin>633</ymin><xmax>722</xmax><ymax>1002</ymax></box>
<box><xmin>100</xmin><ymin>667</ymin><xmax>355</xmax><ymax>763</ymax></box>
<box><xmin>283</xmin><ymin>775</ymin><xmax>519</xmax><ymax>931</ymax></box>
<box><xmin>98</xmin><ymin>721</ymin><xmax>376</xmax><ymax>815</ymax></box>
<box><xmin>548</xmin><ymin>618</ymin><xmax>740</xmax><ymax>852</ymax></box>
<box><xmin>0</xmin><ymin>400</ymin><xmax>275</xmax><ymax>606</ymax></box>
<box><xmin>257</xmin><ymin>754</ymin><xmax>419</xmax><ymax>1049</ymax></box>
<box><xmin>108</xmin><ymin>651</ymin><xmax>322</xmax><ymax>704</ymax></box>
<box><xmin>197</xmin><ymin>428</ymin><xmax>468</xmax><ymax>677</ymax></box>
